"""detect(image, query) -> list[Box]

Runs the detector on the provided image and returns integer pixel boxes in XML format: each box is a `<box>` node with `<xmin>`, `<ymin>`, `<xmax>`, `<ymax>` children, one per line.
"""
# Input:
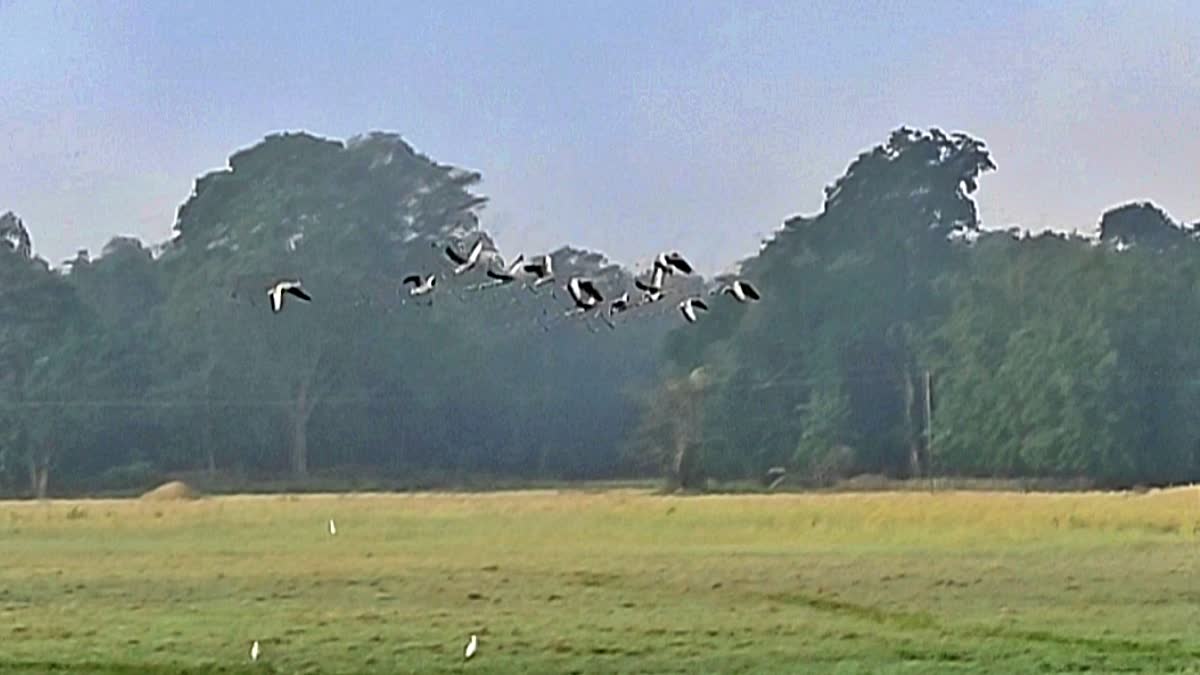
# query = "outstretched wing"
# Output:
<box><xmin>580</xmin><ymin>280</ymin><xmax>604</xmax><ymax>303</ymax></box>
<box><xmin>444</xmin><ymin>245</ymin><xmax>468</xmax><ymax>265</ymax></box>
<box><xmin>284</xmin><ymin>286</ymin><xmax>312</xmax><ymax>303</ymax></box>
<box><xmin>667</xmin><ymin>253</ymin><xmax>693</xmax><ymax>274</ymax></box>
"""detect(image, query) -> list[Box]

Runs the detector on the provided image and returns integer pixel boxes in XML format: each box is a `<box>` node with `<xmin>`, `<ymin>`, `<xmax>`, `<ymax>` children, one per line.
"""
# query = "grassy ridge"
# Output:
<box><xmin>1</xmin><ymin>489</ymin><xmax>1197</xmax><ymax>673</ymax></box>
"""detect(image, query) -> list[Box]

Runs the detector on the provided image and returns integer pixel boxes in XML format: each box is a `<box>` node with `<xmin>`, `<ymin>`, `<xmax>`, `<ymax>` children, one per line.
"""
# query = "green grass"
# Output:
<box><xmin>1</xmin><ymin>488</ymin><xmax>1198</xmax><ymax>673</ymax></box>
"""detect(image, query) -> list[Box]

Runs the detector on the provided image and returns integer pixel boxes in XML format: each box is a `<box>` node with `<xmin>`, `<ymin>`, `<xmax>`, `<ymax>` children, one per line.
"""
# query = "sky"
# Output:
<box><xmin>1</xmin><ymin>1</ymin><xmax>1197</xmax><ymax>275</ymax></box>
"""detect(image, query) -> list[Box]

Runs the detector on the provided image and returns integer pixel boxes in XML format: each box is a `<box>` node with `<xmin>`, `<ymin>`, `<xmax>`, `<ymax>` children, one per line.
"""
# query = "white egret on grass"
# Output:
<box><xmin>464</xmin><ymin>634</ymin><xmax>478</xmax><ymax>660</ymax></box>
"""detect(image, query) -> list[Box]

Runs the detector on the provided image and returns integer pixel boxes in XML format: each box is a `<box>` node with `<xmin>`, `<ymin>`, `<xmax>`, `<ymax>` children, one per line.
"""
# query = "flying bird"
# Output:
<box><xmin>266</xmin><ymin>280</ymin><xmax>311</xmax><ymax>314</ymax></box>
<box><xmin>679</xmin><ymin>297</ymin><xmax>709</xmax><ymax>323</ymax></box>
<box><xmin>402</xmin><ymin>274</ymin><xmax>437</xmax><ymax>297</ymax></box>
<box><xmin>464</xmin><ymin>634</ymin><xmax>478</xmax><ymax>660</ymax></box>
<box><xmin>470</xmin><ymin>254</ymin><xmax>526</xmax><ymax>291</ymax></box>
<box><xmin>642</xmin><ymin>288</ymin><xmax>665</xmax><ymax>304</ymax></box>
<box><xmin>635</xmin><ymin>266</ymin><xmax>667</xmax><ymax>294</ymax></box>
<box><xmin>654</xmin><ymin>251</ymin><xmax>693</xmax><ymax>276</ymax></box>
<box><xmin>608</xmin><ymin>292</ymin><xmax>631</xmax><ymax>317</ymax></box>
<box><xmin>597</xmin><ymin>291</ymin><xmax>632</xmax><ymax>329</ymax></box>
<box><xmin>544</xmin><ymin>276</ymin><xmax>606</xmax><ymax>332</ymax></box>
<box><xmin>444</xmin><ymin>238</ymin><xmax>488</xmax><ymax>275</ymax></box>
<box><xmin>522</xmin><ymin>254</ymin><xmax>555</xmax><ymax>290</ymax></box>
<box><xmin>719</xmin><ymin>279</ymin><xmax>761</xmax><ymax>303</ymax></box>
<box><xmin>250</xmin><ymin>640</ymin><xmax>260</xmax><ymax>662</ymax></box>
<box><xmin>566</xmin><ymin>277</ymin><xmax>603</xmax><ymax>312</ymax></box>
<box><xmin>489</xmin><ymin>254</ymin><xmax>525</xmax><ymax>281</ymax></box>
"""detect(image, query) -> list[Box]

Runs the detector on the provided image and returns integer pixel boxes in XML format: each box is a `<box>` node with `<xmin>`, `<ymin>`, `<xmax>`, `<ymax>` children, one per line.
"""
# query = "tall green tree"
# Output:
<box><xmin>158</xmin><ymin>132</ymin><xmax>488</xmax><ymax>477</ymax></box>
<box><xmin>0</xmin><ymin>213</ymin><xmax>109</xmax><ymax>497</ymax></box>
<box><xmin>664</xmin><ymin>127</ymin><xmax>996</xmax><ymax>481</ymax></box>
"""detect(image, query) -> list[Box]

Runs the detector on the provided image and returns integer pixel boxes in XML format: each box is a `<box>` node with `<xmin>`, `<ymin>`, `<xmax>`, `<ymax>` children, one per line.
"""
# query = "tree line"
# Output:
<box><xmin>2</xmin><ymin>128</ymin><xmax>1197</xmax><ymax>497</ymax></box>
<box><xmin>650</xmin><ymin>128</ymin><xmax>1200</xmax><ymax>489</ymax></box>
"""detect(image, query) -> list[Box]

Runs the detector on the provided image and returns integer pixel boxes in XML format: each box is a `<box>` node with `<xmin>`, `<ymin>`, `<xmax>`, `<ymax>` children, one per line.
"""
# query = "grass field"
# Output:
<box><xmin>1</xmin><ymin>488</ymin><xmax>1197</xmax><ymax>674</ymax></box>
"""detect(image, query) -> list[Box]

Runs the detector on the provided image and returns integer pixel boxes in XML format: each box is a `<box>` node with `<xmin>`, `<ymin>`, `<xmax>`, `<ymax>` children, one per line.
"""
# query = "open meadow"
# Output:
<box><xmin>1</xmin><ymin>488</ymin><xmax>1197</xmax><ymax>674</ymax></box>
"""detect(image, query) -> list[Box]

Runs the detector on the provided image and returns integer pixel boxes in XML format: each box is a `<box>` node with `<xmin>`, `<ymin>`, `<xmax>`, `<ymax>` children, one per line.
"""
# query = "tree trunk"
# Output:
<box><xmin>290</xmin><ymin>379</ymin><xmax>312</xmax><ymax>478</ymax></box>
<box><xmin>28</xmin><ymin>453</ymin><xmax>49</xmax><ymax>500</ymax></box>
<box><xmin>671</xmin><ymin>388</ymin><xmax>700</xmax><ymax>491</ymax></box>
<box><xmin>393</xmin><ymin>418</ymin><xmax>406</xmax><ymax>472</ymax></box>
<box><xmin>671</xmin><ymin>433</ymin><xmax>690</xmax><ymax>491</ymax></box>
<box><xmin>27</xmin><ymin>453</ymin><xmax>37</xmax><ymax>497</ymax></box>
<box><xmin>902</xmin><ymin>364</ymin><xmax>921</xmax><ymax>478</ymax></box>
<box><xmin>203</xmin><ymin>405</ymin><xmax>216</xmax><ymax>476</ymax></box>
<box><xmin>291</xmin><ymin>416</ymin><xmax>308</xmax><ymax>478</ymax></box>
<box><xmin>35</xmin><ymin>466</ymin><xmax>48</xmax><ymax>500</ymax></box>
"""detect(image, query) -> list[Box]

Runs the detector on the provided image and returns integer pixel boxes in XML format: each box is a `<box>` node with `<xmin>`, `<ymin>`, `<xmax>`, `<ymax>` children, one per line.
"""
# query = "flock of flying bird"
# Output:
<box><xmin>249</xmin><ymin>233</ymin><xmax>764</xmax><ymax>664</ymax></box>
<box><xmin>242</xmin><ymin>237</ymin><xmax>765</xmax><ymax>665</ymax></box>
<box><xmin>263</xmin><ymin>233</ymin><xmax>762</xmax><ymax>329</ymax></box>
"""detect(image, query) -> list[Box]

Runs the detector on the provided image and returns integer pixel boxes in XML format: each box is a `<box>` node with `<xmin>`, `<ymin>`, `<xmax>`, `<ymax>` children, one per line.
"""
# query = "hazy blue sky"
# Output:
<box><xmin>2</xmin><ymin>1</ymin><xmax>1197</xmax><ymax>274</ymax></box>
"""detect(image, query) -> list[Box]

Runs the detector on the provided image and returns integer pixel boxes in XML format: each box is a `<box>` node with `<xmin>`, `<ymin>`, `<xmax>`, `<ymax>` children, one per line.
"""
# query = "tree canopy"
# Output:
<box><xmin>1</xmin><ymin>128</ymin><xmax>1197</xmax><ymax>496</ymax></box>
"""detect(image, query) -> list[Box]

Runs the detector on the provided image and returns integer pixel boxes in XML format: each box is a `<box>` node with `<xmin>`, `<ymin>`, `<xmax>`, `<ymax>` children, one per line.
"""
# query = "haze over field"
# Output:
<box><xmin>2</xmin><ymin>1</ymin><xmax>1198</xmax><ymax>274</ymax></box>
<box><xmin>4</xmin><ymin>5</ymin><xmax>1200</xmax><ymax>674</ymax></box>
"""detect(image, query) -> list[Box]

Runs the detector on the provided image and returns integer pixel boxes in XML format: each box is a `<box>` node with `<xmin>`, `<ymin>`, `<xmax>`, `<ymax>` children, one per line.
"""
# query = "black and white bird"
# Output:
<box><xmin>718</xmin><ymin>279</ymin><xmax>761</xmax><ymax>303</ymax></box>
<box><xmin>483</xmin><ymin>254</ymin><xmax>525</xmax><ymax>286</ymax></box>
<box><xmin>266</xmin><ymin>279</ymin><xmax>312</xmax><ymax>314</ymax></box>
<box><xmin>598</xmin><ymin>291</ymin><xmax>632</xmax><ymax>329</ymax></box>
<box><xmin>608</xmin><ymin>291</ymin><xmax>631</xmax><ymax>317</ymax></box>
<box><xmin>566</xmin><ymin>276</ymin><xmax>604</xmax><ymax>312</ymax></box>
<box><xmin>522</xmin><ymin>254</ymin><xmax>555</xmax><ymax>289</ymax></box>
<box><xmin>641</xmin><ymin>288</ymin><xmax>665</xmax><ymax>304</ymax></box>
<box><xmin>444</xmin><ymin>238</ymin><xmax>488</xmax><ymax>275</ymax></box>
<box><xmin>402</xmin><ymin>274</ymin><xmax>437</xmax><ymax>297</ymax></box>
<box><xmin>678</xmin><ymin>297</ymin><xmax>709</xmax><ymax>323</ymax></box>
<box><xmin>635</xmin><ymin>266</ymin><xmax>667</xmax><ymax>293</ymax></box>
<box><xmin>654</xmin><ymin>251</ymin><xmax>693</xmax><ymax>276</ymax></box>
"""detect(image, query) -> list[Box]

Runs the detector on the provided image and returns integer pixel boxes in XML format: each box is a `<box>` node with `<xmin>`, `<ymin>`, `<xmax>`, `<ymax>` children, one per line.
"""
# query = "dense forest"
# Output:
<box><xmin>2</xmin><ymin>127</ymin><xmax>1198</xmax><ymax>497</ymax></box>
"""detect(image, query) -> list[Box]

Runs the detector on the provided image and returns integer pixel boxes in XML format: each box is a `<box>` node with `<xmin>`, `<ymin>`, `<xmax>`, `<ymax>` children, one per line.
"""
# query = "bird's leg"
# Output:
<box><xmin>504</xmin><ymin>291</ymin><xmax>527</xmax><ymax>308</ymax></box>
<box><xmin>465</xmin><ymin>279</ymin><xmax>503</xmax><ymax>293</ymax></box>
<box><xmin>535</xmin><ymin>314</ymin><xmax>553</xmax><ymax>332</ymax></box>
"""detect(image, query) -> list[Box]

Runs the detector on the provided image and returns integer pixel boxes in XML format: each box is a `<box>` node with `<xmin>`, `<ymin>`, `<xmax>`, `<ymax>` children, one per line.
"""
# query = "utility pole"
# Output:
<box><xmin>924</xmin><ymin>370</ymin><xmax>934</xmax><ymax>492</ymax></box>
